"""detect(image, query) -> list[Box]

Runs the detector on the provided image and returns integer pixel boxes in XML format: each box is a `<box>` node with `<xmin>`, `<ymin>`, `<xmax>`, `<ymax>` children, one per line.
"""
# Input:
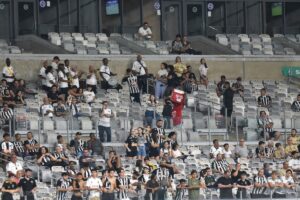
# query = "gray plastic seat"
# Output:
<box><xmin>87</xmin><ymin>47</ymin><xmax>98</xmax><ymax>55</ymax></box>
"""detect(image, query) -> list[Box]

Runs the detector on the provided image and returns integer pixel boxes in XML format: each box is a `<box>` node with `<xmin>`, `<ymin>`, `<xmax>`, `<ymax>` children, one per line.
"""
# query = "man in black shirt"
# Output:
<box><xmin>18</xmin><ymin>169</ymin><xmax>37</xmax><ymax>200</ymax></box>
<box><xmin>217</xmin><ymin>170</ymin><xmax>233</xmax><ymax>199</ymax></box>
<box><xmin>1</xmin><ymin>174</ymin><xmax>19</xmax><ymax>200</ymax></box>
<box><xmin>235</xmin><ymin>172</ymin><xmax>252</xmax><ymax>199</ymax></box>
<box><xmin>231</xmin><ymin>163</ymin><xmax>245</xmax><ymax>183</ymax></box>
<box><xmin>47</xmin><ymin>85</ymin><xmax>60</xmax><ymax>104</ymax></box>
<box><xmin>221</xmin><ymin>81</ymin><xmax>234</xmax><ymax>119</ymax></box>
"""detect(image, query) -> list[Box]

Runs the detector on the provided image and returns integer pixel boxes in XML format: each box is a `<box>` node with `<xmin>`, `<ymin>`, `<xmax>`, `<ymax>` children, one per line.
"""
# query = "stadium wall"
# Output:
<box><xmin>1</xmin><ymin>55</ymin><xmax>300</xmax><ymax>82</ymax></box>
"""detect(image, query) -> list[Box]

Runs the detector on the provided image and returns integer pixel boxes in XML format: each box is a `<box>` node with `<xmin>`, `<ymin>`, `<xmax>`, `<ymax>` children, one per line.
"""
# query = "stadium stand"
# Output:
<box><xmin>0</xmin><ymin>39</ymin><xmax>22</xmax><ymax>54</ymax></box>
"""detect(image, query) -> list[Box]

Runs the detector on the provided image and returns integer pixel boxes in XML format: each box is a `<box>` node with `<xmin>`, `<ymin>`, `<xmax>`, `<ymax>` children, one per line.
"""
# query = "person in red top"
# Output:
<box><xmin>171</xmin><ymin>88</ymin><xmax>185</xmax><ymax>126</ymax></box>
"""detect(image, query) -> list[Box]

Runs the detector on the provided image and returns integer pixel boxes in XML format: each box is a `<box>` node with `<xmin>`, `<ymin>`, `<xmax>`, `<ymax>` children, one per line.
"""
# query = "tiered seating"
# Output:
<box><xmin>216</xmin><ymin>34</ymin><xmax>296</xmax><ymax>55</ymax></box>
<box><xmin>48</xmin><ymin>32</ymin><xmax>132</xmax><ymax>55</ymax></box>
<box><xmin>0</xmin><ymin>39</ymin><xmax>21</xmax><ymax>54</ymax></box>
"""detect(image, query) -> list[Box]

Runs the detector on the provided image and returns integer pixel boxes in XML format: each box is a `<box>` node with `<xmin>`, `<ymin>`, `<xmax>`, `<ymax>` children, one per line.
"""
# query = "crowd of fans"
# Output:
<box><xmin>0</xmin><ymin>55</ymin><xmax>299</xmax><ymax>200</ymax></box>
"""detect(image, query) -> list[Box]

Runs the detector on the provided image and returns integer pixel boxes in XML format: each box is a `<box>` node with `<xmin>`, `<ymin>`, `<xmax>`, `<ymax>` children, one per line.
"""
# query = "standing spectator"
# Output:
<box><xmin>221</xmin><ymin>81</ymin><xmax>234</xmax><ymax>119</ymax></box>
<box><xmin>175</xmin><ymin>179</ymin><xmax>187</xmax><ymax>200</ymax></box>
<box><xmin>162</xmin><ymin>98</ymin><xmax>173</xmax><ymax>129</ymax></box>
<box><xmin>155</xmin><ymin>63</ymin><xmax>168</xmax><ymax>99</ymax></box>
<box><xmin>24</xmin><ymin>132</ymin><xmax>39</xmax><ymax>157</ymax></box>
<box><xmin>100</xmin><ymin>58</ymin><xmax>122</xmax><ymax>92</ymax></box>
<box><xmin>234</xmin><ymin>138</ymin><xmax>248</xmax><ymax>159</ymax></box>
<box><xmin>87</xmin><ymin>133</ymin><xmax>104</xmax><ymax>156</ymax></box>
<box><xmin>291</xmin><ymin>94</ymin><xmax>300</xmax><ymax>112</ymax></box>
<box><xmin>257</xmin><ymin>110</ymin><xmax>281</xmax><ymax>140</ymax></box>
<box><xmin>124</xmin><ymin>128</ymin><xmax>138</xmax><ymax>159</ymax></box>
<box><xmin>144</xmin><ymin>95</ymin><xmax>158</xmax><ymax>126</ymax></box>
<box><xmin>1</xmin><ymin>133</ymin><xmax>14</xmax><ymax>155</ymax></box>
<box><xmin>51</xmin><ymin>56</ymin><xmax>60</xmax><ymax>70</ymax></box>
<box><xmin>137</xmin><ymin>127</ymin><xmax>147</xmax><ymax>162</ymax></box>
<box><xmin>232</xmin><ymin>77</ymin><xmax>244</xmax><ymax>97</ymax></box>
<box><xmin>6</xmin><ymin>154</ymin><xmax>23</xmax><ymax>176</ymax></box>
<box><xmin>57</xmin><ymin>63</ymin><xmax>69</xmax><ymax>100</ymax></box>
<box><xmin>268</xmin><ymin>171</ymin><xmax>285</xmax><ymax>198</ymax></box>
<box><xmin>41</xmin><ymin>97</ymin><xmax>54</xmax><ymax>118</ymax></box>
<box><xmin>86</xmin><ymin>65</ymin><xmax>98</xmax><ymax>94</ymax></box>
<box><xmin>0</xmin><ymin>102</ymin><xmax>13</xmax><ymax>128</ymax></box>
<box><xmin>98</xmin><ymin>101</ymin><xmax>114</xmax><ymax>142</ymax></box>
<box><xmin>211</xmin><ymin>153</ymin><xmax>229</xmax><ymax>174</ymax></box>
<box><xmin>45</xmin><ymin>65</ymin><xmax>56</xmax><ymax>92</ymax></box>
<box><xmin>117</xmin><ymin>168</ymin><xmax>134</xmax><ymax>200</ymax></box>
<box><xmin>204</xmin><ymin>168</ymin><xmax>216</xmax><ymax>189</ymax></box>
<box><xmin>102</xmin><ymin>168</ymin><xmax>117</xmax><ymax>200</ymax></box>
<box><xmin>251</xmin><ymin>169</ymin><xmax>269</xmax><ymax>198</ymax></box>
<box><xmin>69</xmin><ymin>66</ymin><xmax>84</xmax><ymax>89</ymax></box>
<box><xmin>199</xmin><ymin>58</ymin><xmax>208</xmax><ymax>87</ymax></box>
<box><xmin>171</xmin><ymin>34</ymin><xmax>183</xmax><ymax>54</ymax></box>
<box><xmin>18</xmin><ymin>168</ymin><xmax>37</xmax><ymax>200</ymax></box>
<box><xmin>1</xmin><ymin>174</ymin><xmax>19</xmax><ymax>200</ymax></box>
<box><xmin>235</xmin><ymin>172</ymin><xmax>252</xmax><ymax>199</ymax></box>
<box><xmin>39</xmin><ymin>60</ymin><xmax>48</xmax><ymax>91</ymax></box>
<box><xmin>69</xmin><ymin>132</ymin><xmax>84</xmax><ymax>157</ymax></box>
<box><xmin>152</xmin><ymin>119</ymin><xmax>166</xmax><ymax>146</ymax></box>
<box><xmin>132</xmin><ymin>55</ymin><xmax>148</xmax><ymax>94</ymax></box>
<box><xmin>138</xmin><ymin>22</ymin><xmax>152</xmax><ymax>40</ymax></box>
<box><xmin>216</xmin><ymin>75</ymin><xmax>226</xmax><ymax>97</ymax></box>
<box><xmin>231</xmin><ymin>163</ymin><xmax>244</xmax><ymax>183</ymax></box>
<box><xmin>2</xmin><ymin>58</ymin><xmax>15</xmax><ymax>87</ymax></box>
<box><xmin>56</xmin><ymin>172</ymin><xmax>73</xmax><ymax>200</ymax></box>
<box><xmin>173</xmin><ymin>56</ymin><xmax>187</xmax><ymax>78</ymax></box>
<box><xmin>171</xmin><ymin>88</ymin><xmax>185</xmax><ymax>126</ymax></box>
<box><xmin>217</xmin><ymin>170</ymin><xmax>233</xmax><ymax>199</ymax></box>
<box><xmin>71</xmin><ymin>172</ymin><xmax>85</xmax><ymax>199</ymax></box>
<box><xmin>187</xmin><ymin>170</ymin><xmax>203</xmax><ymax>200</ymax></box>
<box><xmin>107</xmin><ymin>150</ymin><xmax>121</xmax><ymax>171</ymax></box>
<box><xmin>210</xmin><ymin>139</ymin><xmax>224</xmax><ymax>158</ymax></box>
<box><xmin>13</xmin><ymin>133</ymin><xmax>24</xmax><ymax>157</ymax></box>
<box><xmin>126</xmin><ymin>68</ymin><xmax>140</xmax><ymax>104</ymax></box>
<box><xmin>86</xmin><ymin>169</ymin><xmax>102</xmax><ymax>200</ymax></box>
<box><xmin>258</xmin><ymin>88</ymin><xmax>272</xmax><ymax>108</ymax></box>
<box><xmin>145</xmin><ymin>174</ymin><xmax>160</xmax><ymax>200</ymax></box>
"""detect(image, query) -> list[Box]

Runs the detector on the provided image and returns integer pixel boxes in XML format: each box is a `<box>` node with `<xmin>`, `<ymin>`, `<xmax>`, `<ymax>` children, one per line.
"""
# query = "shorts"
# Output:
<box><xmin>127</xmin><ymin>150</ymin><xmax>138</xmax><ymax>157</ymax></box>
<box><xmin>137</xmin><ymin>146</ymin><xmax>146</xmax><ymax>157</ymax></box>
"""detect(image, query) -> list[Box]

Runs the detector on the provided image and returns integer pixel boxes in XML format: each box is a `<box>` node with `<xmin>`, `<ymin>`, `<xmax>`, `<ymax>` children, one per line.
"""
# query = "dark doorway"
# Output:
<box><xmin>17</xmin><ymin>1</ymin><xmax>36</xmax><ymax>35</ymax></box>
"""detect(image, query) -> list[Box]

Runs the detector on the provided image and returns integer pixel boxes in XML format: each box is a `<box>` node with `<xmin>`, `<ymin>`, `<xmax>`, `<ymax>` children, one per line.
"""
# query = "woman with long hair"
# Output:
<box><xmin>199</xmin><ymin>58</ymin><xmax>208</xmax><ymax>87</ymax></box>
<box><xmin>155</xmin><ymin>62</ymin><xmax>168</xmax><ymax>99</ymax></box>
<box><xmin>37</xmin><ymin>146</ymin><xmax>56</xmax><ymax>168</ymax></box>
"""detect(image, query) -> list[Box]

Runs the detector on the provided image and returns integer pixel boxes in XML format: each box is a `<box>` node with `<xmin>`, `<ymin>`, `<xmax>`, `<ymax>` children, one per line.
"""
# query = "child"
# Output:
<box><xmin>175</xmin><ymin>179</ymin><xmax>187</xmax><ymax>200</ymax></box>
<box><xmin>162</xmin><ymin>98</ymin><xmax>173</xmax><ymax>129</ymax></box>
<box><xmin>236</xmin><ymin>172</ymin><xmax>252</xmax><ymax>199</ymax></box>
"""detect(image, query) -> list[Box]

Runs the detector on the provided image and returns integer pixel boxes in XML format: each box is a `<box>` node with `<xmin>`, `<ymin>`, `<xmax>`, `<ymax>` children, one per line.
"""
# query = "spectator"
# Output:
<box><xmin>1</xmin><ymin>173</ymin><xmax>19</xmax><ymax>200</ymax></box>
<box><xmin>251</xmin><ymin>169</ymin><xmax>269</xmax><ymax>198</ymax></box>
<box><xmin>86</xmin><ymin>65</ymin><xmax>98</xmax><ymax>94</ymax></box>
<box><xmin>232</xmin><ymin>77</ymin><xmax>244</xmax><ymax>97</ymax></box>
<box><xmin>98</xmin><ymin>101</ymin><xmax>114</xmax><ymax>142</ymax></box>
<box><xmin>102</xmin><ymin>168</ymin><xmax>117</xmax><ymax>200</ymax></box>
<box><xmin>45</xmin><ymin>65</ymin><xmax>56</xmax><ymax>92</ymax></box>
<box><xmin>2</xmin><ymin>58</ymin><xmax>15</xmax><ymax>87</ymax></box>
<box><xmin>145</xmin><ymin>173</ymin><xmax>160</xmax><ymax>200</ymax></box>
<box><xmin>24</xmin><ymin>132</ymin><xmax>39</xmax><ymax>157</ymax></box>
<box><xmin>199</xmin><ymin>58</ymin><xmax>208</xmax><ymax>87</ymax></box>
<box><xmin>55</xmin><ymin>135</ymin><xmax>68</xmax><ymax>153</ymax></box>
<box><xmin>57</xmin><ymin>63</ymin><xmax>69</xmax><ymax>100</ymax></box>
<box><xmin>204</xmin><ymin>168</ymin><xmax>216</xmax><ymax>189</ymax></box>
<box><xmin>273</xmin><ymin>142</ymin><xmax>285</xmax><ymax>159</ymax></box>
<box><xmin>13</xmin><ymin>133</ymin><xmax>24</xmax><ymax>157</ymax></box>
<box><xmin>173</xmin><ymin>56</ymin><xmax>187</xmax><ymax>78</ymax></box>
<box><xmin>56</xmin><ymin>172</ymin><xmax>73</xmax><ymax>200</ymax></box>
<box><xmin>187</xmin><ymin>170</ymin><xmax>203</xmax><ymax>200</ymax></box>
<box><xmin>78</xmin><ymin>149</ymin><xmax>95</xmax><ymax>169</ymax></box>
<box><xmin>71</xmin><ymin>172</ymin><xmax>85</xmax><ymax>199</ymax></box>
<box><xmin>86</xmin><ymin>169</ymin><xmax>102</xmax><ymax>200</ymax></box>
<box><xmin>1</xmin><ymin>88</ymin><xmax>15</xmax><ymax>106</ymax></box>
<box><xmin>162</xmin><ymin>98</ymin><xmax>173</xmax><ymax>129</ymax></box>
<box><xmin>37</xmin><ymin>146</ymin><xmax>56</xmax><ymax>168</ymax></box>
<box><xmin>221</xmin><ymin>81</ymin><xmax>234</xmax><ymax>119</ymax></box>
<box><xmin>152</xmin><ymin>119</ymin><xmax>166</xmax><ymax>146</ymax></box>
<box><xmin>69</xmin><ymin>132</ymin><xmax>84</xmax><ymax>157</ymax></box>
<box><xmin>223</xmin><ymin>143</ymin><xmax>232</xmax><ymax>158</ymax></box>
<box><xmin>285</xmin><ymin>136</ymin><xmax>298</xmax><ymax>156</ymax></box>
<box><xmin>268</xmin><ymin>171</ymin><xmax>285</xmax><ymax>198</ymax></box>
<box><xmin>64</xmin><ymin>59</ymin><xmax>70</xmax><ymax>74</ymax></box>
<box><xmin>291</xmin><ymin>94</ymin><xmax>300</xmax><ymax>112</ymax></box>
<box><xmin>125</xmin><ymin>128</ymin><xmax>138</xmax><ymax>159</ymax></box>
<box><xmin>107</xmin><ymin>150</ymin><xmax>121</xmax><ymax>171</ymax></box>
<box><xmin>18</xmin><ymin>169</ymin><xmax>37</xmax><ymax>200</ymax></box>
<box><xmin>1</xmin><ymin>133</ymin><xmax>14</xmax><ymax>155</ymax></box>
<box><xmin>87</xmin><ymin>133</ymin><xmax>104</xmax><ymax>156</ymax></box>
<box><xmin>164</xmin><ymin>65</ymin><xmax>178</xmax><ymax>97</ymax></box>
<box><xmin>138</xmin><ymin>22</ymin><xmax>152</xmax><ymax>40</ymax></box>
<box><xmin>6</xmin><ymin>154</ymin><xmax>23</xmax><ymax>176</ymax></box>
<box><xmin>211</xmin><ymin>153</ymin><xmax>229</xmax><ymax>174</ymax></box>
<box><xmin>210</xmin><ymin>139</ymin><xmax>224</xmax><ymax>158</ymax></box>
<box><xmin>52</xmin><ymin>146</ymin><xmax>69</xmax><ymax>167</ymax></box>
<box><xmin>149</xmin><ymin>132</ymin><xmax>160</xmax><ymax>160</ymax></box>
<box><xmin>126</xmin><ymin>68</ymin><xmax>140</xmax><ymax>104</ymax></box>
<box><xmin>14</xmin><ymin>90</ymin><xmax>25</xmax><ymax>105</ymax></box>
<box><xmin>290</xmin><ymin>128</ymin><xmax>299</xmax><ymax>146</ymax></box>
<box><xmin>41</xmin><ymin>97</ymin><xmax>54</xmax><ymax>118</ymax></box>
<box><xmin>278</xmin><ymin>161</ymin><xmax>290</xmax><ymax>177</ymax></box>
<box><xmin>281</xmin><ymin>169</ymin><xmax>296</xmax><ymax>190</ymax></box>
<box><xmin>68</xmin><ymin>86</ymin><xmax>83</xmax><ymax>103</ymax></box>
<box><xmin>265</xmin><ymin>140</ymin><xmax>275</xmax><ymax>158</ymax></box>
<box><xmin>117</xmin><ymin>168</ymin><xmax>135</xmax><ymax>200</ymax></box>
<box><xmin>137</xmin><ymin>127</ymin><xmax>147</xmax><ymax>162</ymax></box>
<box><xmin>181</xmin><ymin>36</ymin><xmax>201</xmax><ymax>55</ymax></box>
<box><xmin>235</xmin><ymin>172</ymin><xmax>252</xmax><ymax>199</ymax></box>
<box><xmin>257</xmin><ymin>110</ymin><xmax>281</xmax><ymax>140</ymax></box>
<box><xmin>69</xmin><ymin>66</ymin><xmax>84</xmax><ymax>89</ymax></box>
<box><xmin>0</xmin><ymin>102</ymin><xmax>13</xmax><ymax>126</ymax></box>
<box><xmin>217</xmin><ymin>170</ymin><xmax>233</xmax><ymax>199</ymax></box>
<box><xmin>234</xmin><ymin>138</ymin><xmax>248</xmax><ymax>158</ymax></box>
<box><xmin>288</xmin><ymin>151</ymin><xmax>300</xmax><ymax>170</ymax></box>
<box><xmin>175</xmin><ymin>179</ymin><xmax>187</xmax><ymax>200</ymax></box>
<box><xmin>258</xmin><ymin>88</ymin><xmax>272</xmax><ymax>108</ymax></box>
<box><xmin>231</xmin><ymin>163</ymin><xmax>245</xmax><ymax>183</ymax></box>
<box><xmin>155</xmin><ymin>63</ymin><xmax>168</xmax><ymax>99</ymax></box>
<box><xmin>255</xmin><ymin>141</ymin><xmax>266</xmax><ymax>158</ymax></box>
<box><xmin>47</xmin><ymin>85</ymin><xmax>61</xmax><ymax>104</ymax></box>
<box><xmin>39</xmin><ymin>60</ymin><xmax>48</xmax><ymax>91</ymax></box>
<box><xmin>171</xmin><ymin>34</ymin><xmax>183</xmax><ymax>54</ymax></box>
<box><xmin>51</xmin><ymin>56</ymin><xmax>60</xmax><ymax>70</ymax></box>
<box><xmin>100</xmin><ymin>58</ymin><xmax>122</xmax><ymax>92</ymax></box>
<box><xmin>171</xmin><ymin>143</ymin><xmax>186</xmax><ymax>160</ymax></box>
<box><xmin>54</xmin><ymin>99</ymin><xmax>67</xmax><ymax>117</ymax></box>
<box><xmin>132</xmin><ymin>55</ymin><xmax>148</xmax><ymax>94</ymax></box>
<box><xmin>216</xmin><ymin>75</ymin><xmax>226</xmax><ymax>97</ymax></box>
<box><xmin>144</xmin><ymin>95</ymin><xmax>158</xmax><ymax>126</ymax></box>
<box><xmin>160</xmin><ymin>141</ymin><xmax>171</xmax><ymax>157</ymax></box>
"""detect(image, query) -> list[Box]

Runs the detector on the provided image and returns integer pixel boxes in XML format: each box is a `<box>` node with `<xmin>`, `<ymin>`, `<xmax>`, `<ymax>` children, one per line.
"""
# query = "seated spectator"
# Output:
<box><xmin>285</xmin><ymin>136</ymin><xmax>298</xmax><ymax>157</ymax></box>
<box><xmin>79</xmin><ymin>149</ymin><xmax>95</xmax><ymax>169</ymax></box>
<box><xmin>1</xmin><ymin>133</ymin><xmax>14</xmax><ymax>156</ymax></box>
<box><xmin>211</xmin><ymin>153</ymin><xmax>229</xmax><ymax>174</ymax></box>
<box><xmin>159</xmin><ymin>153</ymin><xmax>180</xmax><ymax>176</ymax></box>
<box><xmin>204</xmin><ymin>168</ymin><xmax>216</xmax><ymax>188</ymax></box>
<box><xmin>265</xmin><ymin>140</ymin><xmax>275</xmax><ymax>158</ymax></box>
<box><xmin>40</xmin><ymin>97</ymin><xmax>54</xmax><ymax>118</ymax></box>
<box><xmin>107</xmin><ymin>150</ymin><xmax>121</xmax><ymax>171</ymax></box>
<box><xmin>69</xmin><ymin>98</ymin><xmax>85</xmax><ymax>118</ymax></box>
<box><xmin>171</xmin><ymin>143</ymin><xmax>186</xmax><ymax>160</ymax></box>
<box><xmin>291</xmin><ymin>94</ymin><xmax>300</xmax><ymax>112</ymax></box>
<box><xmin>14</xmin><ymin>90</ymin><xmax>25</xmax><ymax>105</ymax></box>
<box><xmin>19</xmin><ymin>79</ymin><xmax>36</xmax><ymax>96</ymax></box>
<box><xmin>173</xmin><ymin>56</ymin><xmax>187</xmax><ymax>78</ymax></box>
<box><xmin>210</xmin><ymin>139</ymin><xmax>224</xmax><ymax>158</ymax></box>
<box><xmin>138</xmin><ymin>22</ymin><xmax>152</xmax><ymax>40</ymax></box>
<box><xmin>281</xmin><ymin>169</ymin><xmax>296</xmax><ymax>190</ymax></box>
<box><xmin>255</xmin><ymin>141</ymin><xmax>267</xmax><ymax>158</ymax></box>
<box><xmin>70</xmin><ymin>132</ymin><xmax>84</xmax><ymax>157</ymax></box>
<box><xmin>47</xmin><ymin>85</ymin><xmax>62</xmax><ymax>104</ymax></box>
<box><xmin>125</xmin><ymin>128</ymin><xmax>138</xmax><ymax>159</ymax></box>
<box><xmin>216</xmin><ymin>75</ymin><xmax>226</xmax><ymax>97</ymax></box>
<box><xmin>55</xmin><ymin>135</ymin><xmax>68</xmax><ymax>153</ymax></box>
<box><xmin>67</xmin><ymin>86</ymin><xmax>83</xmax><ymax>103</ymax></box>
<box><xmin>181</xmin><ymin>36</ymin><xmax>201</xmax><ymax>55</ymax></box>
<box><xmin>87</xmin><ymin>133</ymin><xmax>104</xmax><ymax>156</ymax></box>
<box><xmin>83</xmin><ymin>85</ymin><xmax>96</xmax><ymax>104</ymax></box>
<box><xmin>52</xmin><ymin>146</ymin><xmax>69</xmax><ymax>167</ymax></box>
<box><xmin>171</xmin><ymin>34</ymin><xmax>183</xmax><ymax>54</ymax></box>
<box><xmin>54</xmin><ymin>99</ymin><xmax>67</xmax><ymax>117</ymax></box>
<box><xmin>37</xmin><ymin>146</ymin><xmax>56</xmax><ymax>168</ymax></box>
<box><xmin>167</xmin><ymin>131</ymin><xmax>178</xmax><ymax>147</ymax></box>
<box><xmin>57</xmin><ymin>63</ymin><xmax>69</xmax><ymax>100</ymax></box>
<box><xmin>217</xmin><ymin>170</ymin><xmax>233</xmax><ymax>199</ymax></box>
<box><xmin>24</xmin><ymin>132</ymin><xmax>39</xmax><ymax>157</ymax></box>
<box><xmin>273</xmin><ymin>142</ymin><xmax>285</xmax><ymax>159</ymax></box>
<box><xmin>258</xmin><ymin>88</ymin><xmax>272</xmax><ymax>108</ymax></box>
<box><xmin>160</xmin><ymin>141</ymin><xmax>171</xmax><ymax>157</ymax></box>
<box><xmin>1</xmin><ymin>88</ymin><xmax>15</xmax><ymax>106</ymax></box>
<box><xmin>288</xmin><ymin>151</ymin><xmax>300</xmax><ymax>170</ymax></box>
<box><xmin>182</xmin><ymin>73</ymin><xmax>198</xmax><ymax>94</ymax></box>
<box><xmin>257</xmin><ymin>110</ymin><xmax>281</xmax><ymax>140</ymax></box>
<box><xmin>13</xmin><ymin>133</ymin><xmax>24</xmax><ymax>157</ymax></box>
<box><xmin>251</xmin><ymin>169</ymin><xmax>269</xmax><ymax>198</ymax></box>
<box><xmin>278</xmin><ymin>161</ymin><xmax>290</xmax><ymax>177</ymax></box>
<box><xmin>234</xmin><ymin>139</ymin><xmax>248</xmax><ymax>159</ymax></box>
<box><xmin>290</xmin><ymin>128</ymin><xmax>299</xmax><ymax>146</ymax></box>
<box><xmin>268</xmin><ymin>171</ymin><xmax>285</xmax><ymax>198</ymax></box>
<box><xmin>235</xmin><ymin>172</ymin><xmax>252</xmax><ymax>199</ymax></box>
<box><xmin>223</xmin><ymin>143</ymin><xmax>232</xmax><ymax>158</ymax></box>
<box><xmin>231</xmin><ymin>163</ymin><xmax>245</xmax><ymax>183</ymax></box>
<box><xmin>232</xmin><ymin>77</ymin><xmax>244</xmax><ymax>97</ymax></box>
<box><xmin>6</xmin><ymin>154</ymin><xmax>23</xmax><ymax>176</ymax></box>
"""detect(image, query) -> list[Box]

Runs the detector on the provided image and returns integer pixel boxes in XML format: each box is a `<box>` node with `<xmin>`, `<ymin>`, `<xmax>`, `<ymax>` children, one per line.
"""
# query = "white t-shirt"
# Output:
<box><xmin>46</xmin><ymin>72</ymin><xmax>56</xmax><ymax>88</ymax></box>
<box><xmin>132</xmin><ymin>61</ymin><xmax>147</xmax><ymax>76</ymax></box>
<box><xmin>210</xmin><ymin>146</ymin><xmax>224</xmax><ymax>158</ymax></box>
<box><xmin>41</xmin><ymin>104</ymin><xmax>54</xmax><ymax>117</ymax></box>
<box><xmin>2</xmin><ymin>66</ymin><xmax>15</xmax><ymax>83</ymax></box>
<box><xmin>157</xmin><ymin>69</ymin><xmax>168</xmax><ymax>78</ymax></box>
<box><xmin>138</xmin><ymin>27</ymin><xmax>152</xmax><ymax>37</ymax></box>
<box><xmin>84</xmin><ymin>91</ymin><xmax>95</xmax><ymax>103</ymax></box>
<box><xmin>58</xmin><ymin>71</ymin><xmax>68</xmax><ymax>88</ymax></box>
<box><xmin>199</xmin><ymin>64</ymin><xmax>208</xmax><ymax>77</ymax></box>
<box><xmin>86</xmin><ymin>73</ymin><xmax>97</xmax><ymax>86</ymax></box>
<box><xmin>99</xmin><ymin>108</ymin><xmax>112</xmax><ymax>127</ymax></box>
<box><xmin>268</xmin><ymin>177</ymin><xmax>282</xmax><ymax>185</ymax></box>
<box><xmin>39</xmin><ymin>67</ymin><xmax>47</xmax><ymax>86</ymax></box>
<box><xmin>86</xmin><ymin>177</ymin><xmax>102</xmax><ymax>198</ymax></box>
<box><xmin>6</xmin><ymin>161</ymin><xmax>23</xmax><ymax>175</ymax></box>
<box><xmin>64</xmin><ymin>66</ymin><xmax>70</xmax><ymax>74</ymax></box>
<box><xmin>100</xmin><ymin>65</ymin><xmax>111</xmax><ymax>81</ymax></box>
<box><xmin>70</xmin><ymin>70</ymin><xmax>79</xmax><ymax>88</ymax></box>
<box><xmin>224</xmin><ymin>150</ymin><xmax>232</xmax><ymax>158</ymax></box>
<box><xmin>51</xmin><ymin>62</ymin><xmax>58</xmax><ymax>70</ymax></box>
<box><xmin>281</xmin><ymin>176</ymin><xmax>294</xmax><ymax>185</ymax></box>
<box><xmin>1</xmin><ymin>141</ymin><xmax>14</xmax><ymax>153</ymax></box>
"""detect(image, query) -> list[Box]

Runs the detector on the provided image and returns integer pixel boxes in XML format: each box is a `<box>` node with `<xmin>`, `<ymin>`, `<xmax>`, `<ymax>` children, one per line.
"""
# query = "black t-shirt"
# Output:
<box><xmin>217</xmin><ymin>177</ymin><xmax>233</xmax><ymax>199</ymax></box>
<box><xmin>223</xmin><ymin>88</ymin><xmax>234</xmax><ymax>109</ymax></box>
<box><xmin>2</xmin><ymin>180</ymin><xmax>18</xmax><ymax>199</ymax></box>
<box><xmin>236</xmin><ymin>179</ymin><xmax>251</xmax><ymax>198</ymax></box>
<box><xmin>47</xmin><ymin>91</ymin><xmax>59</xmax><ymax>102</ymax></box>
<box><xmin>146</xmin><ymin>180</ymin><xmax>159</xmax><ymax>194</ymax></box>
<box><xmin>18</xmin><ymin>177</ymin><xmax>37</xmax><ymax>193</ymax></box>
<box><xmin>231</xmin><ymin>169</ymin><xmax>245</xmax><ymax>183</ymax></box>
<box><xmin>125</xmin><ymin>135</ymin><xmax>138</xmax><ymax>152</ymax></box>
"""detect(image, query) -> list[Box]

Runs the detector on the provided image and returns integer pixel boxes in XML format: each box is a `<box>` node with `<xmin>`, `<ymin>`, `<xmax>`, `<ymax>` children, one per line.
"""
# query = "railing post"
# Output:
<box><xmin>236</xmin><ymin>115</ymin><xmax>239</xmax><ymax>144</ymax></box>
<box><xmin>208</xmin><ymin>104</ymin><xmax>211</xmax><ymax>145</ymax></box>
<box><xmin>225</xmin><ymin>108</ymin><xmax>228</xmax><ymax>140</ymax></box>
<box><xmin>67</xmin><ymin>118</ymin><xmax>70</xmax><ymax>144</ymax></box>
<box><xmin>284</xmin><ymin>110</ymin><xmax>287</xmax><ymax>145</ymax></box>
<box><xmin>37</xmin><ymin>119</ymin><xmax>41</xmax><ymax>144</ymax></box>
<box><xmin>263</xmin><ymin>119</ymin><xmax>267</xmax><ymax>142</ymax></box>
<box><xmin>8</xmin><ymin>119</ymin><xmax>12</xmax><ymax>137</ymax></box>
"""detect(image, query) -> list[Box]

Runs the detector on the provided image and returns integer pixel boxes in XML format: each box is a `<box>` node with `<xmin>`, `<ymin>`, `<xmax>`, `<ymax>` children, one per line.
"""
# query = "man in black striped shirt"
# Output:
<box><xmin>258</xmin><ymin>88</ymin><xmax>272</xmax><ymax>109</ymax></box>
<box><xmin>211</xmin><ymin>153</ymin><xmax>229</xmax><ymax>174</ymax></box>
<box><xmin>13</xmin><ymin>133</ymin><xmax>24</xmax><ymax>157</ymax></box>
<box><xmin>24</xmin><ymin>132</ymin><xmax>39</xmax><ymax>157</ymax></box>
<box><xmin>126</xmin><ymin>69</ymin><xmax>140</xmax><ymax>104</ymax></box>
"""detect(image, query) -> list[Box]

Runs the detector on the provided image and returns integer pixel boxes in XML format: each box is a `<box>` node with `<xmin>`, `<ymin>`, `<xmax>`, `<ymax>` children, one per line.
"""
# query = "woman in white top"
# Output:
<box><xmin>155</xmin><ymin>63</ymin><xmax>168</xmax><ymax>99</ymax></box>
<box><xmin>86</xmin><ymin>65</ymin><xmax>98</xmax><ymax>94</ymax></box>
<box><xmin>223</xmin><ymin>143</ymin><xmax>232</xmax><ymax>158</ymax></box>
<box><xmin>83</xmin><ymin>85</ymin><xmax>96</xmax><ymax>104</ymax></box>
<box><xmin>144</xmin><ymin>95</ymin><xmax>158</xmax><ymax>126</ymax></box>
<box><xmin>45</xmin><ymin>66</ymin><xmax>56</xmax><ymax>92</ymax></box>
<box><xmin>57</xmin><ymin>64</ymin><xmax>69</xmax><ymax>100</ymax></box>
<box><xmin>69</xmin><ymin>66</ymin><xmax>84</xmax><ymax>89</ymax></box>
<box><xmin>199</xmin><ymin>58</ymin><xmax>208</xmax><ymax>87</ymax></box>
